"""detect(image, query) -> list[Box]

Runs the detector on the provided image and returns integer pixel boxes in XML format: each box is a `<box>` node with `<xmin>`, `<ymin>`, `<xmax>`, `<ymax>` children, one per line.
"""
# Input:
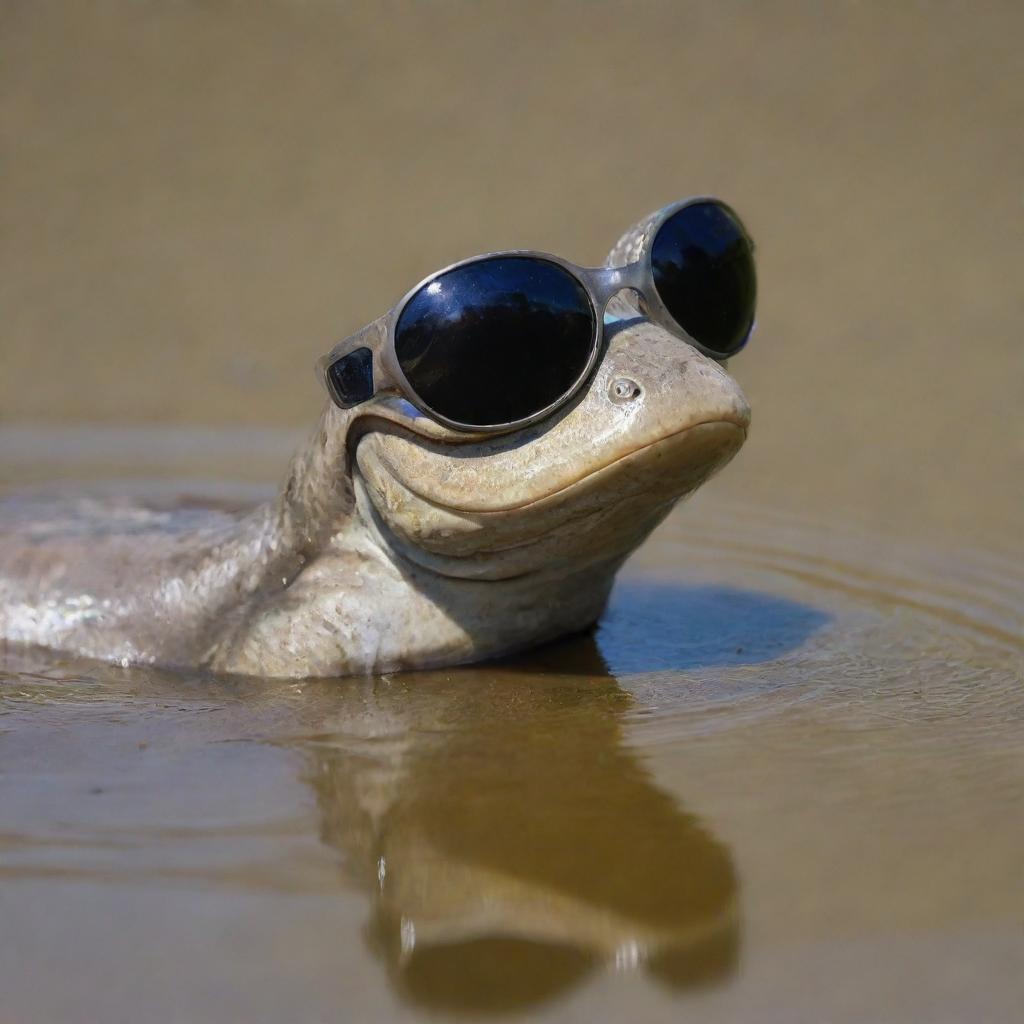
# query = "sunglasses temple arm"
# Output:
<box><xmin>316</xmin><ymin>313</ymin><xmax>394</xmax><ymax>409</ymax></box>
<box><xmin>606</xmin><ymin>208</ymin><xmax>662</xmax><ymax>269</ymax></box>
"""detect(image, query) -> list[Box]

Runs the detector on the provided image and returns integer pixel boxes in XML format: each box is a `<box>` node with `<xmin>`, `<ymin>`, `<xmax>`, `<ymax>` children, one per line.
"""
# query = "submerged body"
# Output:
<box><xmin>0</xmin><ymin>308</ymin><xmax>749</xmax><ymax>679</ymax></box>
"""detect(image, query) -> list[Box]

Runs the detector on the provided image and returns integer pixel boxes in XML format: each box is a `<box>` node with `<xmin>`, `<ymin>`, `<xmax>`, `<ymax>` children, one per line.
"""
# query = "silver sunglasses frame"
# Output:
<box><xmin>316</xmin><ymin>196</ymin><xmax>753</xmax><ymax>434</ymax></box>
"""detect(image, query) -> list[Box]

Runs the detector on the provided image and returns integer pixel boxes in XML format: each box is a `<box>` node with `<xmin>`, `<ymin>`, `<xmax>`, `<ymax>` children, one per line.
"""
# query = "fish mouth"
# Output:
<box><xmin>396</xmin><ymin>416</ymin><xmax>748</xmax><ymax>517</ymax></box>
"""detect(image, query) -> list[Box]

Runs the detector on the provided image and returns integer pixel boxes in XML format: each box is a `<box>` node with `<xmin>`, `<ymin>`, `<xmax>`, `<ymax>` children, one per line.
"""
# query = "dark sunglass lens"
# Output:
<box><xmin>327</xmin><ymin>346</ymin><xmax>374</xmax><ymax>406</ymax></box>
<box><xmin>650</xmin><ymin>201</ymin><xmax>756</xmax><ymax>357</ymax></box>
<box><xmin>394</xmin><ymin>257</ymin><xmax>596</xmax><ymax>428</ymax></box>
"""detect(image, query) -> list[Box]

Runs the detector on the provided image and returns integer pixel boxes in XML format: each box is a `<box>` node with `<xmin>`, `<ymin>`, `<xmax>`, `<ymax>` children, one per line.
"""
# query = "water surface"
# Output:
<box><xmin>1</xmin><ymin>441</ymin><xmax>1020</xmax><ymax>1023</ymax></box>
<box><xmin>2</xmin><ymin>4</ymin><xmax>1022</xmax><ymax>1018</ymax></box>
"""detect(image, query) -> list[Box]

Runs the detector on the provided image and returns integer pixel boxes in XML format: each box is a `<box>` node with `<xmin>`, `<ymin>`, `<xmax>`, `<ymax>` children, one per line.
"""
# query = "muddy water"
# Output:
<box><xmin>1</xmin><ymin>439</ymin><xmax>1021</xmax><ymax>1023</ymax></box>
<box><xmin>2</xmin><ymin>2</ymin><xmax>1023</xmax><ymax>1021</ymax></box>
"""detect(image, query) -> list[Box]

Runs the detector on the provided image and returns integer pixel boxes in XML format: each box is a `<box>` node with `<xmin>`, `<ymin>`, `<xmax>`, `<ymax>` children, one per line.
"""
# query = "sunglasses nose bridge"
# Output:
<box><xmin>584</xmin><ymin>262</ymin><xmax>649</xmax><ymax>319</ymax></box>
<box><xmin>585</xmin><ymin>262</ymin><xmax>643</xmax><ymax>295</ymax></box>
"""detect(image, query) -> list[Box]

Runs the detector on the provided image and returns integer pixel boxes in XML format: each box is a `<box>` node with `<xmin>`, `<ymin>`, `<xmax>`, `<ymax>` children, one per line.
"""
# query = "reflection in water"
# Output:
<box><xmin>0</xmin><ymin>580</ymin><xmax>832</xmax><ymax>1017</ymax></box>
<box><xmin>308</xmin><ymin>646</ymin><xmax>737</xmax><ymax>1014</ymax></box>
<box><xmin>303</xmin><ymin>585</ymin><xmax>828</xmax><ymax>1014</ymax></box>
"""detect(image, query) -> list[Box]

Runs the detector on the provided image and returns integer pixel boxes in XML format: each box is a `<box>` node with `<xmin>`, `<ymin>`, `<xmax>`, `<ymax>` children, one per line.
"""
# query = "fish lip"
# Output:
<box><xmin>373</xmin><ymin>417</ymin><xmax>749</xmax><ymax>517</ymax></box>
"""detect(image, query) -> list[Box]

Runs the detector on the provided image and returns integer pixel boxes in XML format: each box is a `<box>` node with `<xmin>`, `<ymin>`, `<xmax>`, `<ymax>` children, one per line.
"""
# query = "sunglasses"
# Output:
<box><xmin>318</xmin><ymin>197</ymin><xmax>756</xmax><ymax>433</ymax></box>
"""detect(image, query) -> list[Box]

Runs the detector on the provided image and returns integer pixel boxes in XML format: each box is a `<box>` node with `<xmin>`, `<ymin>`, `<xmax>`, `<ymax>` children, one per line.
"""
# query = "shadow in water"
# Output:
<box><xmin>304</xmin><ymin>582</ymin><xmax>827</xmax><ymax>1014</ymax></box>
<box><xmin>597</xmin><ymin>580</ymin><xmax>832</xmax><ymax>674</ymax></box>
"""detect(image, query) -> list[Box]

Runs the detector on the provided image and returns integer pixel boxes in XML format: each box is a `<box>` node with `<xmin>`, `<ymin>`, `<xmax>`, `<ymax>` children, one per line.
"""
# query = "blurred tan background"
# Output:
<box><xmin>2</xmin><ymin>0</ymin><xmax>1021</xmax><ymax>543</ymax></box>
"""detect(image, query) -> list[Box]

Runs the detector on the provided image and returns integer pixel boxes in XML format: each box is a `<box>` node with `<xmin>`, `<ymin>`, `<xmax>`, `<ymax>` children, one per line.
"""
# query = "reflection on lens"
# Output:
<box><xmin>650</xmin><ymin>201</ymin><xmax>756</xmax><ymax>357</ymax></box>
<box><xmin>395</xmin><ymin>257</ymin><xmax>597</xmax><ymax>428</ymax></box>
